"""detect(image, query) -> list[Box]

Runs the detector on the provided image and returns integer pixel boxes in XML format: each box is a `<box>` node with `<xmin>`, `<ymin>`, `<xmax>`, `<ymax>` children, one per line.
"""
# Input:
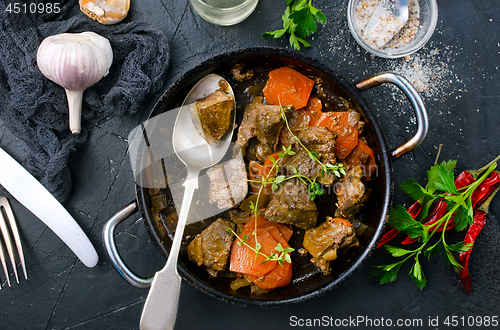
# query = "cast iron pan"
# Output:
<box><xmin>105</xmin><ymin>46</ymin><xmax>427</xmax><ymax>307</ymax></box>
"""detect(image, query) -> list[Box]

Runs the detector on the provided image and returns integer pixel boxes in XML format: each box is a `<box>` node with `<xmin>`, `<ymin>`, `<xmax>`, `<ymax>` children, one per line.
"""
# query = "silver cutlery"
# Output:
<box><xmin>0</xmin><ymin>147</ymin><xmax>98</xmax><ymax>268</ymax></box>
<box><xmin>0</xmin><ymin>196</ymin><xmax>27</xmax><ymax>287</ymax></box>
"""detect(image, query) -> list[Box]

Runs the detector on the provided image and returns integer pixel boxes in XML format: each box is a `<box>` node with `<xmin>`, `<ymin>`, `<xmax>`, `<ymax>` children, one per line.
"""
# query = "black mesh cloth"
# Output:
<box><xmin>0</xmin><ymin>1</ymin><xmax>170</xmax><ymax>202</ymax></box>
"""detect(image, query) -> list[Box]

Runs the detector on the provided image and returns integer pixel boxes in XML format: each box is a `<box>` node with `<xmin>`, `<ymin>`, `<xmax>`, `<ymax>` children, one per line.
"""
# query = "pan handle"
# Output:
<box><xmin>103</xmin><ymin>201</ymin><xmax>153</xmax><ymax>289</ymax></box>
<box><xmin>356</xmin><ymin>72</ymin><xmax>428</xmax><ymax>161</ymax></box>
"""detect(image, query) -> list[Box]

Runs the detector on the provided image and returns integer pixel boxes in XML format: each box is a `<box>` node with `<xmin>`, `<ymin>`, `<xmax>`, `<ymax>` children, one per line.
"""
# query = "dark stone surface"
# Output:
<box><xmin>1</xmin><ymin>0</ymin><xmax>500</xmax><ymax>329</ymax></box>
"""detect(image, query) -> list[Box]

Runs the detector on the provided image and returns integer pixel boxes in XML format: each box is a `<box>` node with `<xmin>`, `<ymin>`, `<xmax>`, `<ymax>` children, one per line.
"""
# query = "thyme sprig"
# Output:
<box><xmin>280</xmin><ymin>106</ymin><xmax>346</xmax><ymax>183</ymax></box>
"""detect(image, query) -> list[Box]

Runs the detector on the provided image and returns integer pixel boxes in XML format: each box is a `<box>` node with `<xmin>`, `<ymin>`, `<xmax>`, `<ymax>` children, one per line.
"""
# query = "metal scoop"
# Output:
<box><xmin>139</xmin><ymin>74</ymin><xmax>236</xmax><ymax>330</ymax></box>
<box><xmin>362</xmin><ymin>0</ymin><xmax>409</xmax><ymax>49</ymax></box>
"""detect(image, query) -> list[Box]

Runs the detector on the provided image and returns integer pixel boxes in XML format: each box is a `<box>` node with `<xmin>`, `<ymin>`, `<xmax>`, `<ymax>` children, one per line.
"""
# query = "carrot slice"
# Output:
<box><xmin>246</xmin><ymin>217</ymin><xmax>293</xmax><ymax>242</ymax></box>
<box><xmin>346</xmin><ymin>139</ymin><xmax>377</xmax><ymax>178</ymax></box>
<box><xmin>262</xmin><ymin>67</ymin><xmax>314</xmax><ymax>109</ymax></box>
<box><xmin>248</xmin><ymin>226</ymin><xmax>293</xmax><ymax>290</ymax></box>
<box><xmin>229</xmin><ymin>227</ymin><xmax>278</xmax><ymax>277</ymax></box>
<box><xmin>327</xmin><ymin>217</ymin><xmax>353</xmax><ymax>227</ymax></box>
<box><xmin>335</xmin><ymin>129</ymin><xmax>359</xmax><ymax>159</ymax></box>
<box><xmin>263</xmin><ymin>151</ymin><xmax>282</xmax><ymax>177</ymax></box>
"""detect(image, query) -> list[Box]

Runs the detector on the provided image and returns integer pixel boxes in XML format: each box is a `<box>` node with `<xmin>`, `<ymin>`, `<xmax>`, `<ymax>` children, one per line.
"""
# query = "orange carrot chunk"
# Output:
<box><xmin>335</xmin><ymin>129</ymin><xmax>359</xmax><ymax>160</ymax></box>
<box><xmin>229</xmin><ymin>227</ymin><xmax>277</xmax><ymax>277</ymax></box>
<box><xmin>327</xmin><ymin>217</ymin><xmax>353</xmax><ymax>227</ymax></box>
<box><xmin>248</xmin><ymin>226</ymin><xmax>293</xmax><ymax>290</ymax></box>
<box><xmin>263</xmin><ymin>151</ymin><xmax>282</xmax><ymax>177</ymax></box>
<box><xmin>262</xmin><ymin>67</ymin><xmax>314</xmax><ymax>109</ymax></box>
<box><xmin>346</xmin><ymin>139</ymin><xmax>377</xmax><ymax>178</ymax></box>
<box><xmin>246</xmin><ymin>217</ymin><xmax>293</xmax><ymax>242</ymax></box>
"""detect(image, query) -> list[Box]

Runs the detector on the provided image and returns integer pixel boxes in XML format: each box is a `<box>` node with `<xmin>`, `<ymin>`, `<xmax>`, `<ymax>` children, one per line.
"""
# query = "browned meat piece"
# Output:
<box><xmin>264</xmin><ymin>179</ymin><xmax>318</xmax><ymax>230</ymax></box>
<box><xmin>193</xmin><ymin>88</ymin><xmax>234</xmax><ymax>145</ymax></box>
<box><xmin>254</xmin><ymin>101</ymin><xmax>286</xmax><ymax>152</ymax></box>
<box><xmin>334</xmin><ymin>166</ymin><xmax>369</xmax><ymax>218</ymax></box>
<box><xmin>231</xmin><ymin>63</ymin><xmax>254</xmax><ymax>82</ymax></box>
<box><xmin>297</xmin><ymin>126</ymin><xmax>337</xmax><ymax>165</ymax></box>
<box><xmin>206</xmin><ymin>155</ymin><xmax>248</xmax><ymax>210</ymax></box>
<box><xmin>303</xmin><ymin>216</ymin><xmax>359</xmax><ymax>275</ymax></box>
<box><xmin>236</xmin><ymin>96</ymin><xmax>261</xmax><ymax>153</ymax></box>
<box><xmin>283</xmin><ymin>126</ymin><xmax>339</xmax><ymax>186</ymax></box>
<box><xmin>187</xmin><ymin>218</ymin><xmax>236</xmax><ymax>276</ymax></box>
<box><xmin>236</xmin><ymin>96</ymin><xmax>292</xmax><ymax>160</ymax></box>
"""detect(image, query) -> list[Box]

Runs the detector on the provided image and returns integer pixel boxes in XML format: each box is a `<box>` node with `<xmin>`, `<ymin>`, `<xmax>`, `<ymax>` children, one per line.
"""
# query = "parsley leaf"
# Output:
<box><xmin>447</xmin><ymin>241</ymin><xmax>473</xmax><ymax>253</ymax></box>
<box><xmin>262</xmin><ymin>0</ymin><xmax>326</xmax><ymax>50</ymax></box>
<box><xmin>427</xmin><ymin>160</ymin><xmax>457</xmax><ymax>194</ymax></box>
<box><xmin>424</xmin><ymin>241</ymin><xmax>442</xmax><ymax>260</ymax></box>
<box><xmin>400</xmin><ymin>178</ymin><xmax>434</xmax><ymax>201</ymax></box>
<box><xmin>452</xmin><ymin>203</ymin><xmax>474</xmax><ymax>232</ymax></box>
<box><xmin>388</xmin><ymin>205</ymin><xmax>424</xmax><ymax>238</ymax></box>
<box><xmin>369</xmin><ymin>261</ymin><xmax>403</xmax><ymax>285</ymax></box>
<box><xmin>410</xmin><ymin>256</ymin><xmax>426</xmax><ymax>290</ymax></box>
<box><xmin>385</xmin><ymin>245</ymin><xmax>413</xmax><ymax>257</ymax></box>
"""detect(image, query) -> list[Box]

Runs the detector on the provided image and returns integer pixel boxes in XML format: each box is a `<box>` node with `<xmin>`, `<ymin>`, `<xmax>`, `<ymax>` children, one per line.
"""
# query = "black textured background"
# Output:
<box><xmin>1</xmin><ymin>0</ymin><xmax>499</xmax><ymax>329</ymax></box>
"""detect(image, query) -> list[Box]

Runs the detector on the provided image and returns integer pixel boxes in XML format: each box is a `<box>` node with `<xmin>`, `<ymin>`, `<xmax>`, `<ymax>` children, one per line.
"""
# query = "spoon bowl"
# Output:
<box><xmin>139</xmin><ymin>74</ymin><xmax>236</xmax><ymax>330</ymax></box>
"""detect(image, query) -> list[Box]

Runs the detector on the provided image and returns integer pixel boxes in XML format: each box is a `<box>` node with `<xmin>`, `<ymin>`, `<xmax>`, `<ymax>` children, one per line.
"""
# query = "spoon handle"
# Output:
<box><xmin>140</xmin><ymin>177</ymin><xmax>198</xmax><ymax>330</ymax></box>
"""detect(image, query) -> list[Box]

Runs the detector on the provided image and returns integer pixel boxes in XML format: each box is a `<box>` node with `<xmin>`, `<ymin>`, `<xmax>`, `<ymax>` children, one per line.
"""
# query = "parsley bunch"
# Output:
<box><xmin>263</xmin><ymin>0</ymin><xmax>326</xmax><ymax>50</ymax></box>
<box><xmin>370</xmin><ymin>160</ymin><xmax>497</xmax><ymax>289</ymax></box>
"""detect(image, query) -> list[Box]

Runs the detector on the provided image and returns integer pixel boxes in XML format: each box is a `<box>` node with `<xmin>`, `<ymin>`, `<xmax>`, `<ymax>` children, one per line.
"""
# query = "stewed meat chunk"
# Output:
<box><xmin>231</xmin><ymin>63</ymin><xmax>254</xmax><ymax>82</ymax></box>
<box><xmin>193</xmin><ymin>88</ymin><xmax>234</xmax><ymax>145</ymax></box>
<box><xmin>187</xmin><ymin>218</ymin><xmax>235</xmax><ymax>276</ymax></box>
<box><xmin>236</xmin><ymin>96</ymin><xmax>261</xmax><ymax>153</ymax></box>
<box><xmin>297</xmin><ymin>126</ymin><xmax>337</xmax><ymax>165</ymax></box>
<box><xmin>303</xmin><ymin>217</ymin><xmax>359</xmax><ymax>275</ymax></box>
<box><xmin>334</xmin><ymin>165</ymin><xmax>369</xmax><ymax>218</ymax></box>
<box><xmin>207</xmin><ymin>155</ymin><xmax>248</xmax><ymax>210</ymax></box>
<box><xmin>236</xmin><ymin>96</ymin><xmax>292</xmax><ymax>161</ymax></box>
<box><xmin>264</xmin><ymin>179</ymin><xmax>318</xmax><ymax>230</ymax></box>
<box><xmin>284</xmin><ymin>126</ymin><xmax>339</xmax><ymax>186</ymax></box>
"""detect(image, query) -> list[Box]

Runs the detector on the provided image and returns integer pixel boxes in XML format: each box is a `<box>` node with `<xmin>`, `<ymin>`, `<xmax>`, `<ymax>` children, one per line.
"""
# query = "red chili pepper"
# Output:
<box><xmin>458</xmin><ymin>183</ymin><xmax>500</xmax><ymax>295</ymax></box>
<box><xmin>376</xmin><ymin>201</ymin><xmax>421</xmax><ymax>249</ymax></box>
<box><xmin>471</xmin><ymin>171</ymin><xmax>500</xmax><ymax>209</ymax></box>
<box><xmin>401</xmin><ymin>171</ymin><xmax>500</xmax><ymax>245</ymax></box>
<box><xmin>459</xmin><ymin>211</ymin><xmax>486</xmax><ymax>295</ymax></box>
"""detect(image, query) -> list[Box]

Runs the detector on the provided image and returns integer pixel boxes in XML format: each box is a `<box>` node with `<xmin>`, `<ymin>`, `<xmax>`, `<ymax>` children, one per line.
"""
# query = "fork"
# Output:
<box><xmin>0</xmin><ymin>196</ymin><xmax>27</xmax><ymax>288</ymax></box>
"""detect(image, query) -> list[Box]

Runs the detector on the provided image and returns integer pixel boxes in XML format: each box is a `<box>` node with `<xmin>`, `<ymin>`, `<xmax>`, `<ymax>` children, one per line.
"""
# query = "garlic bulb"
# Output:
<box><xmin>80</xmin><ymin>0</ymin><xmax>130</xmax><ymax>25</ymax></box>
<box><xmin>37</xmin><ymin>32</ymin><xmax>113</xmax><ymax>134</ymax></box>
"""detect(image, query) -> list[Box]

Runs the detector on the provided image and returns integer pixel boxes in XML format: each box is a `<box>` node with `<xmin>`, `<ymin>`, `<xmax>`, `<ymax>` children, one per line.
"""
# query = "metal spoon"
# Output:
<box><xmin>362</xmin><ymin>0</ymin><xmax>409</xmax><ymax>49</ymax></box>
<box><xmin>139</xmin><ymin>74</ymin><xmax>236</xmax><ymax>330</ymax></box>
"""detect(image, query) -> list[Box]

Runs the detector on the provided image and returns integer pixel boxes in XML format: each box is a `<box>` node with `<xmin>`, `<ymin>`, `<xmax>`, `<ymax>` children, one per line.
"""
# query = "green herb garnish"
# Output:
<box><xmin>370</xmin><ymin>160</ymin><xmax>497</xmax><ymax>289</ymax></box>
<box><xmin>262</xmin><ymin>0</ymin><xmax>326</xmax><ymax>51</ymax></box>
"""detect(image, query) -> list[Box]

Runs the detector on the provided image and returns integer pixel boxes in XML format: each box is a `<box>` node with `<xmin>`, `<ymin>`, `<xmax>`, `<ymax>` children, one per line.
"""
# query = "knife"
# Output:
<box><xmin>0</xmin><ymin>147</ymin><xmax>98</xmax><ymax>268</ymax></box>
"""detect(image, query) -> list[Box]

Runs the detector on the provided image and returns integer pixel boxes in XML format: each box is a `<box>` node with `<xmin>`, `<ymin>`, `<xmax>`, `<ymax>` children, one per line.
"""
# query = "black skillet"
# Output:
<box><xmin>103</xmin><ymin>47</ymin><xmax>428</xmax><ymax>307</ymax></box>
